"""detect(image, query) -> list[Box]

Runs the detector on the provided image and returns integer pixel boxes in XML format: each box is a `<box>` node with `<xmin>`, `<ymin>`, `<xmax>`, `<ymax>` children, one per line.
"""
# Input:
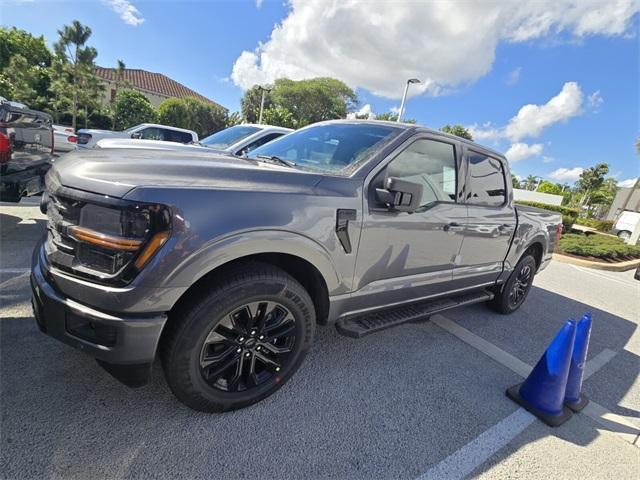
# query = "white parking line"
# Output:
<box><xmin>569</xmin><ymin>264</ymin><xmax>639</xmax><ymax>288</ymax></box>
<box><xmin>0</xmin><ymin>271</ymin><xmax>30</xmax><ymax>290</ymax></box>
<box><xmin>418</xmin><ymin>408</ymin><xmax>535</xmax><ymax>480</ymax></box>
<box><xmin>0</xmin><ymin>268</ymin><xmax>30</xmax><ymax>274</ymax></box>
<box><xmin>420</xmin><ymin>314</ymin><xmax>638</xmax><ymax>480</ymax></box>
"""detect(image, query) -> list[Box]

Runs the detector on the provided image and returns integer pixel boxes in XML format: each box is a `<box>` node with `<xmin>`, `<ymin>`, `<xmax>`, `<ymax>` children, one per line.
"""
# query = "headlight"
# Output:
<box><xmin>66</xmin><ymin>202</ymin><xmax>170</xmax><ymax>281</ymax></box>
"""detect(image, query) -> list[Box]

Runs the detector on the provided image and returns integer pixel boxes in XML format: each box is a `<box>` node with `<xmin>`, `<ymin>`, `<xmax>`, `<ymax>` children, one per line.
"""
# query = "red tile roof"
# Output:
<box><xmin>94</xmin><ymin>67</ymin><xmax>224</xmax><ymax>109</ymax></box>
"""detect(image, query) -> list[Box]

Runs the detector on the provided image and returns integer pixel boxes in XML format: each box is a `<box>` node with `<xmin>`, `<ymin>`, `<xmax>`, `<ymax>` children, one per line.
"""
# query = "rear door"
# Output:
<box><xmin>454</xmin><ymin>148</ymin><xmax>516</xmax><ymax>289</ymax></box>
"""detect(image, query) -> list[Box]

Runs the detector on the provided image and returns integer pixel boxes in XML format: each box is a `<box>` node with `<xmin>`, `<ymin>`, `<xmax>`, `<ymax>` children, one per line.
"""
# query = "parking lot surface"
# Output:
<box><xmin>1</xmin><ymin>198</ymin><xmax>639</xmax><ymax>479</ymax></box>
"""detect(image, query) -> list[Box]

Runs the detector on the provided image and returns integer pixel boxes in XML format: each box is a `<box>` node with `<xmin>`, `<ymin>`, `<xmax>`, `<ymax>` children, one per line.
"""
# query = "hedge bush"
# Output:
<box><xmin>558</xmin><ymin>233</ymin><xmax>640</xmax><ymax>260</ymax></box>
<box><xmin>574</xmin><ymin>217</ymin><xmax>614</xmax><ymax>233</ymax></box>
<box><xmin>514</xmin><ymin>200</ymin><xmax>579</xmax><ymax>230</ymax></box>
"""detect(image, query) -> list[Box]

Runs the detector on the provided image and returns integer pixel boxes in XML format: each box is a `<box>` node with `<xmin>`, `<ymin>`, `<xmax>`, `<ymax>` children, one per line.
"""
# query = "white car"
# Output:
<box><xmin>77</xmin><ymin>123</ymin><xmax>198</xmax><ymax>149</ymax></box>
<box><xmin>613</xmin><ymin>210</ymin><xmax>640</xmax><ymax>241</ymax></box>
<box><xmin>53</xmin><ymin>125</ymin><xmax>78</xmax><ymax>152</ymax></box>
<box><xmin>96</xmin><ymin>124</ymin><xmax>292</xmax><ymax>157</ymax></box>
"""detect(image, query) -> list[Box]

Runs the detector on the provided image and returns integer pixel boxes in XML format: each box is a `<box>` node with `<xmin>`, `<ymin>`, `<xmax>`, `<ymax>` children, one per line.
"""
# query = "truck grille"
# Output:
<box><xmin>45</xmin><ymin>192</ymin><xmax>84</xmax><ymax>272</ymax></box>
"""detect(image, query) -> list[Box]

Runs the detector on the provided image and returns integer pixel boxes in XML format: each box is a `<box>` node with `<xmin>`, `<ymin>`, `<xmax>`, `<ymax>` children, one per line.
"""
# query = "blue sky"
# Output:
<box><xmin>2</xmin><ymin>0</ymin><xmax>638</xmax><ymax>185</ymax></box>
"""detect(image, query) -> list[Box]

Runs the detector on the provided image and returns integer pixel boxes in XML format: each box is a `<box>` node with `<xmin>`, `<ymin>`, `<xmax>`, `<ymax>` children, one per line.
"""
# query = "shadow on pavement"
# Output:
<box><xmin>0</xmin><ymin>284</ymin><xmax>637</xmax><ymax>478</ymax></box>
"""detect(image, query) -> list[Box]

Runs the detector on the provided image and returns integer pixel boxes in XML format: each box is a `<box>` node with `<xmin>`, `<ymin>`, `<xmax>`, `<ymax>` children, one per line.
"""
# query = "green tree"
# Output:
<box><xmin>523</xmin><ymin>175</ymin><xmax>540</xmax><ymax>191</ymax></box>
<box><xmin>440</xmin><ymin>124</ymin><xmax>473</xmax><ymax>140</ymax></box>
<box><xmin>111</xmin><ymin>59</ymin><xmax>127</xmax><ymax>129</ymax></box>
<box><xmin>52</xmin><ymin>20</ymin><xmax>98</xmax><ymax>129</ymax></box>
<box><xmin>536</xmin><ymin>181</ymin><xmax>563</xmax><ymax>195</ymax></box>
<box><xmin>374</xmin><ymin>112</ymin><xmax>416</xmax><ymax>123</ymax></box>
<box><xmin>225</xmin><ymin>111</ymin><xmax>243</xmax><ymax>127</ymax></box>
<box><xmin>512</xmin><ymin>176</ymin><xmax>521</xmax><ymax>189</ymax></box>
<box><xmin>0</xmin><ymin>27</ymin><xmax>53</xmax><ymax>110</ymax></box>
<box><xmin>576</xmin><ymin>162</ymin><xmax>609</xmax><ymax>207</ymax></box>
<box><xmin>158</xmin><ymin>97</ymin><xmax>189</xmax><ymax>129</ymax></box>
<box><xmin>262</xmin><ymin>105</ymin><xmax>297</xmax><ymax>129</ymax></box>
<box><xmin>113</xmin><ymin>90</ymin><xmax>157</xmax><ymax>130</ymax></box>
<box><xmin>241</xmin><ymin>85</ymin><xmax>273</xmax><ymax>123</ymax></box>
<box><xmin>157</xmin><ymin>96</ymin><xmax>227</xmax><ymax>137</ymax></box>
<box><xmin>241</xmin><ymin>77</ymin><xmax>358</xmax><ymax>127</ymax></box>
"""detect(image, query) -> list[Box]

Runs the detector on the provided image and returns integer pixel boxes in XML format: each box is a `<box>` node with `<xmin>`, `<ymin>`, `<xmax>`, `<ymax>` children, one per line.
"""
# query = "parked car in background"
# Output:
<box><xmin>612</xmin><ymin>210</ymin><xmax>640</xmax><ymax>241</ymax></box>
<box><xmin>53</xmin><ymin>125</ymin><xmax>77</xmax><ymax>152</ymax></box>
<box><xmin>33</xmin><ymin>120</ymin><xmax>561</xmax><ymax>412</ymax></box>
<box><xmin>77</xmin><ymin>123</ymin><xmax>197</xmax><ymax>149</ymax></box>
<box><xmin>0</xmin><ymin>98</ymin><xmax>53</xmax><ymax>202</ymax></box>
<box><xmin>96</xmin><ymin>124</ymin><xmax>293</xmax><ymax>157</ymax></box>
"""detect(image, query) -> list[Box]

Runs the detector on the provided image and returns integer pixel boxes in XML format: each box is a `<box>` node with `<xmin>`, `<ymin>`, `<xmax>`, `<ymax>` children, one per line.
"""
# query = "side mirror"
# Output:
<box><xmin>375</xmin><ymin>177</ymin><xmax>423</xmax><ymax>212</ymax></box>
<box><xmin>131</xmin><ymin>132</ymin><xmax>142</xmax><ymax>139</ymax></box>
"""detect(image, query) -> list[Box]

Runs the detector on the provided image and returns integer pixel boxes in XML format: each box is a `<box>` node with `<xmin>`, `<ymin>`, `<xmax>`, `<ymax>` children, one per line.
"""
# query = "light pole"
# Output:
<box><xmin>257</xmin><ymin>86</ymin><xmax>271</xmax><ymax>124</ymax></box>
<box><xmin>397</xmin><ymin>78</ymin><xmax>421</xmax><ymax>123</ymax></box>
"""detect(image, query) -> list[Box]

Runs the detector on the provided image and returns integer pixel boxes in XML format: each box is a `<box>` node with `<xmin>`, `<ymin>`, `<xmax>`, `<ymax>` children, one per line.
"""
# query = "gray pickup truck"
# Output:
<box><xmin>31</xmin><ymin>120</ymin><xmax>562</xmax><ymax>412</ymax></box>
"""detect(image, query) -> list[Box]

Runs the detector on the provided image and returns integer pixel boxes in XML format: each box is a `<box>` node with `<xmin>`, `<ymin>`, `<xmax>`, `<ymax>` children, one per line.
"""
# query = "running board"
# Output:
<box><xmin>335</xmin><ymin>290</ymin><xmax>494</xmax><ymax>338</ymax></box>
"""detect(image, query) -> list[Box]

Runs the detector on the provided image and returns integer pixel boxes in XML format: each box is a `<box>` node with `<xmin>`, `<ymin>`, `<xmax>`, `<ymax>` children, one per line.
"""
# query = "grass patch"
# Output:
<box><xmin>558</xmin><ymin>233</ymin><xmax>640</xmax><ymax>261</ymax></box>
<box><xmin>573</xmin><ymin>217</ymin><xmax>614</xmax><ymax>233</ymax></box>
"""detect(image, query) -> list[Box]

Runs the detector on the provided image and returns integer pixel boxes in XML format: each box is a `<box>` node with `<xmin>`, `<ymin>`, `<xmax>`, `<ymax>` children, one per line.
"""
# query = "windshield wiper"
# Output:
<box><xmin>255</xmin><ymin>154</ymin><xmax>296</xmax><ymax>168</ymax></box>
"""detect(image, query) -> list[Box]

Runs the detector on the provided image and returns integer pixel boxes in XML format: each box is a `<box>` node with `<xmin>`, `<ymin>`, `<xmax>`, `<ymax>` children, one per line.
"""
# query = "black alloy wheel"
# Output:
<box><xmin>199</xmin><ymin>301</ymin><xmax>296</xmax><ymax>392</ymax></box>
<box><xmin>508</xmin><ymin>263</ymin><xmax>533</xmax><ymax>308</ymax></box>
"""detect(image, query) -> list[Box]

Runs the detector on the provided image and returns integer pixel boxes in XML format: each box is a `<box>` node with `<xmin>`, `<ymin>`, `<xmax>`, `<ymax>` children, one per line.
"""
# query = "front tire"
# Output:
<box><xmin>489</xmin><ymin>254</ymin><xmax>536</xmax><ymax>314</ymax></box>
<box><xmin>161</xmin><ymin>262</ymin><xmax>316</xmax><ymax>412</ymax></box>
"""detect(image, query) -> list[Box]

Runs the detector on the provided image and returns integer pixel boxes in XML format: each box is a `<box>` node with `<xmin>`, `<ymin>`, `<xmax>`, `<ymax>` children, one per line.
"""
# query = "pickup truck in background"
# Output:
<box><xmin>96</xmin><ymin>124</ymin><xmax>293</xmax><ymax>157</ymax></box>
<box><xmin>77</xmin><ymin>123</ymin><xmax>197</xmax><ymax>149</ymax></box>
<box><xmin>32</xmin><ymin>120</ymin><xmax>562</xmax><ymax>412</ymax></box>
<box><xmin>0</xmin><ymin>99</ymin><xmax>54</xmax><ymax>202</ymax></box>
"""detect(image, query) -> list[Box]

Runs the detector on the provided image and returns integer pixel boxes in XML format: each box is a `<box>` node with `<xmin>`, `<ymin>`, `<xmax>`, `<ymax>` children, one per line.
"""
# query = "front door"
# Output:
<box><xmin>349</xmin><ymin>136</ymin><xmax>467</xmax><ymax>314</ymax></box>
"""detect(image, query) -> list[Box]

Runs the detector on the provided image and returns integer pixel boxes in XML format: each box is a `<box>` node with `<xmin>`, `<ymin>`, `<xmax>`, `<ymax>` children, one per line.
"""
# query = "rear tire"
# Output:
<box><xmin>488</xmin><ymin>254</ymin><xmax>536</xmax><ymax>314</ymax></box>
<box><xmin>617</xmin><ymin>230</ymin><xmax>631</xmax><ymax>241</ymax></box>
<box><xmin>161</xmin><ymin>262</ymin><xmax>316</xmax><ymax>412</ymax></box>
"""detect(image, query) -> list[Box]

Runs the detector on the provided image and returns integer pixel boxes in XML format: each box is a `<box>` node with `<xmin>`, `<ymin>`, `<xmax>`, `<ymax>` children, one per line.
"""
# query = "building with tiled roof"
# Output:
<box><xmin>94</xmin><ymin>67</ymin><xmax>225</xmax><ymax>110</ymax></box>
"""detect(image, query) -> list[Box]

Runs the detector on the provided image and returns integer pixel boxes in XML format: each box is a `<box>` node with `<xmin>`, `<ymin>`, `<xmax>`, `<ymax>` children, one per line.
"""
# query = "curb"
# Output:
<box><xmin>552</xmin><ymin>253</ymin><xmax>640</xmax><ymax>272</ymax></box>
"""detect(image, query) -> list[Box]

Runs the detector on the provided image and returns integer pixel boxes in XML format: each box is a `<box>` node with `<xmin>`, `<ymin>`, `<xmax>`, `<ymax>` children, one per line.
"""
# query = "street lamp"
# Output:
<box><xmin>397</xmin><ymin>78</ymin><xmax>421</xmax><ymax>123</ymax></box>
<box><xmin>257</xmin><ymin>86</ymin><xmax>271</xmax><ymax>124</ymax></box>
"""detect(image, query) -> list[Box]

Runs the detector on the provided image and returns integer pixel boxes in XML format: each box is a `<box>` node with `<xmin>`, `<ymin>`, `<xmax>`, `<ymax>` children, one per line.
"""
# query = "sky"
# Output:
<box><xmin>2</xmin><ymin>0</ymin><xmax>639</xmax><ymax>185</ymax></box>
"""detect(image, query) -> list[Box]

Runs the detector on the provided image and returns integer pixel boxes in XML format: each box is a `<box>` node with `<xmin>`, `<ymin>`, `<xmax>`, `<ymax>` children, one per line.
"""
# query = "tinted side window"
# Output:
<box><xmin>238</xmin><ymin>132</ymin><xmax>284</xmax><ymax>155</ymax></box>
<box><xmin>164</xmin><ymin>129</ymin><xmax>192</xmax><ymax>143</ymax></box>
<box><xmin>467</xmin><ymin>152</ymin><xmax>506</xmax><ymax>206</ymax></box>
<box><xmin>385</xmin><ymin>139</ymin><xmax>457</xmax><ymax>206</ymax></box>
<box><xmin>138</xmin><ymin>127</ymin><xmax>162</xmax><ymax>140</ymax></box>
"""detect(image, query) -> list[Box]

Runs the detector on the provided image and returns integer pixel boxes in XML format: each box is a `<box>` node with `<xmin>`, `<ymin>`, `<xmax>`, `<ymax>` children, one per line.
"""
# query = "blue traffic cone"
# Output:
<box><xmin>506</xmin><ymin>319</ymin><xmax>577</xmax><ymax>426</ymax></box>
<box><xmin>564</xmin><ymin>313</ymin><xmax>592</xmax><ymax>412</ymax></box>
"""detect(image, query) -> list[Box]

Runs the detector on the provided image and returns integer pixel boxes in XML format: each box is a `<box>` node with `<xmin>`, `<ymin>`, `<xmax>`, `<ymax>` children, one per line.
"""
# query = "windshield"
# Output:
<box><xmin>201</xmin><ymin>125</ymin><xmax>261</xmax><ymax>149</ymax></box>
<box><xmin>247</xmin><ymin>123</ymin><xmax>402</xmax><ymax>174</ymax></box>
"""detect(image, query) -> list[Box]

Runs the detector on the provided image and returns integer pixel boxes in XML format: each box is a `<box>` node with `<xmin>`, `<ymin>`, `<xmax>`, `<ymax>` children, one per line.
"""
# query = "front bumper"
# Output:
<box><xmin>31</xmin><ymin>250</ymin><xmax>167</xmax><ymax>387</ymax></box>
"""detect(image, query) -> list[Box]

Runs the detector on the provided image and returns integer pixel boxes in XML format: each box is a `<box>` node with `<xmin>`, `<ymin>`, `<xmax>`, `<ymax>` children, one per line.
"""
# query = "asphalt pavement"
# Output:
<box><xmin>1</xmin><ymin>198</ymin><xmax>638</xmax><ymax>479</ymax></box>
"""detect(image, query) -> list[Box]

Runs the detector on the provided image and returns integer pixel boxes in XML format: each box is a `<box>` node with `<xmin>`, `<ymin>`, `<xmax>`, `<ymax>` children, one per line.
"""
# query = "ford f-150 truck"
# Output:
<box><xmin>32</xmin><ymin>120</ymin><xmax>562</xmax><ymax>412</ymax></box>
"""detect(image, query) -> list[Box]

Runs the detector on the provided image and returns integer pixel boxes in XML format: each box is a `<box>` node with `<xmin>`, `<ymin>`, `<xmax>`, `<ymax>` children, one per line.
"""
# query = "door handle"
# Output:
<box><xmin>444</xmin><ymin>222</ymin><xmax>465</xmax><ymax>233</ymax></box>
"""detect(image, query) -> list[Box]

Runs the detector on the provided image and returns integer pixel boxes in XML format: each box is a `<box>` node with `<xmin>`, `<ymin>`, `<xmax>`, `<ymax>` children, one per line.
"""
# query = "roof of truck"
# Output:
<box><xmin>317</xmin><ymin>119</ymin><xmax>506</xmax><ymax>160</ymax></box>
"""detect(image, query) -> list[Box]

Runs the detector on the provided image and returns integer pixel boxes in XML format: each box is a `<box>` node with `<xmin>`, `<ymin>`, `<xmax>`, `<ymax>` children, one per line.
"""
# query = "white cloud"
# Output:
<box><xmin>230</xmin><ymin>1</ymin><xmax>639</xmax><ymax>97</ymax></box>
<box><xmin>506</xmin><ymin>67</ymin><xmax>522</xmax><ymax>86</ymax></box>
<box><xmin>347</xmin><ymin>103</ymin><xmax>374</xmax><ymax>119</ymax></box>
<box><xmin>505</xmin><ymin>143</ymin><xmax>544</xmax><ymax>162</ymax></box>
<box><xmin>505</xmin><ymin>82</ymin><xmax>584</xmax><ymax>141</ymax></box>
<box><xmin>588</xmin><ymin>90</ymin><xmax>604</xmax><ymax>111</ymax></box>
<box><xmin>619</xmin><ymin>178</ymin><xmax>638</xmax><ymax>188</ymax></box>
<box><xmin>549</xmin><ymin>167</ymin><xmax>584</xmax><ymax>182</ymax></box>
<box><xmin>469</xmin><ymin>82</ymin><xmax>585</xmax><ymax>141</ymax></box>
<box><xmin>256</xmin><ymin>0</ymin><xmax>264</xmax><ymax>8</ymax></box>
<box><xmin>104</xmin><ymin>0</ymin><xmax>144</xmax><ymax>26</ymax></box>
<box><xmin>389</xmin><ymin>106</ymin><xmax>400</xmax><ymax>115</ymax></box>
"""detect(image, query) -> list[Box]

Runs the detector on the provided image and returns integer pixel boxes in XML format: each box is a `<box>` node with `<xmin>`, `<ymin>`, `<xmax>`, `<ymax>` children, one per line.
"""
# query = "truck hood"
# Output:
<box><xmin>47</xmin><ymin>148</ymin><xmax>322</xmax><ymax>198</ymax></box>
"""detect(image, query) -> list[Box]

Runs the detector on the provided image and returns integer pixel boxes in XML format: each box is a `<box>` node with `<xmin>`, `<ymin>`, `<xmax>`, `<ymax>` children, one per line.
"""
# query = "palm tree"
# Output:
<box><xmin>112</xmin><ymin>59</ymin><xmax>126</xmax><ymax>129</ymax></box>
<box><xmin>54</xmin><ymin>21</ymin><xmax>96</xmax><ymax>130</ymax></box>
<box><xmin>524</xmin><ymin>175</ymin><xmax>540</xmax><ymax>191</ymax></box>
